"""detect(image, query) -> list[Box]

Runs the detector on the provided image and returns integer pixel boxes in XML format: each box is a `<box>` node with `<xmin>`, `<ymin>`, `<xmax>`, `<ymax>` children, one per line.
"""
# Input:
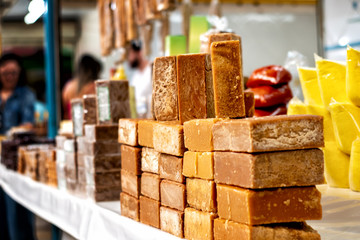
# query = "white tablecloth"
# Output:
<box><xmin>1</xmin><ymin>164</ymin><xmax>360</xmax><ymax>240</ymax></box>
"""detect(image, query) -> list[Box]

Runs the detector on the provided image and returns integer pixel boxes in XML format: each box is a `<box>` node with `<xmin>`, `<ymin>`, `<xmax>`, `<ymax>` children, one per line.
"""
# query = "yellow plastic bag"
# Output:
<box><xmin>350</xmin><ymin>138</ymin><xmax>360</xmax><ymax>192</ymax></box>
<box><xmin>298</xmin><ymin>67</ymin><xmax>323</xmax><ymax>106</ymax></box>
<box><xmin>346</xmin><ymin>45</ymin><xmax>360</xmax><ymax>107</ymax></box>
<box><xmin>287</xmin><ymin>97</ymin><xmax>307</xmax><ymax>115</ymax></box>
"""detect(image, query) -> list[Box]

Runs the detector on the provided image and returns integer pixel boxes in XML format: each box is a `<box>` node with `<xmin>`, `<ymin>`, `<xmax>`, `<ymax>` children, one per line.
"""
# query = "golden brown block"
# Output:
<box><xmin>141</xmin><ymin>147</ymin><xmax>161</xmax><ymax>174</ymax></box>
<box><xmin>160</xmin><ymin>180</ymin><xmax>186</xmax><ymax>211</ymax></box>
<box><xmin>121</xmin><ymin>169</ymin><xmax>140</xmax><ymax>198</ymax></box>
<box><xmin>121</xmin><ymin>145</ymin><xmax>141</xmax><ymax>175</ymax></box>
<box><xmin>211</xmin><ymin>40</ymin><xmax>245</xmax><ymax>118</ymax></box>
<box><xmin>82</xmin><ymin>94</ymin><xmax>97</xmax><ymax>125</ymax></box>
<box><xmin>141</xmin><ymin>173</ymin><xmax>160</xmax><ymax>201</ymax></box>
<box><xmin>84</xmin><ymin>154</ymin><xmax>121</xmax><ymax>172</ymax></box>
<box><xmin>244</xmin><ymin>91</ymin><xmax>255</xmax><ymax>117</ymax></box>
<box><xmin>183</xmin><ymin>152</ymin><xmax>214</xmax><ymax>180</ymax></box>
<box><xmin>184</xmin><ymin>118</ymin><xmax>223</xmax><ymax>152</ymax></box>
<box><xmin>138</xmin><ymin>120</ymin><xmax>156</xmax><ymax>148</ymax></box>
<box><xmin>83</xmin><ymin>140</ymin><xmax>121</xmax><ymax>156</ymax></box>
<box><xmin>214</xmin><ymin>149</ymin><xmax>324</xmax><ymax>189</ymax></box>
<box><xmin>160</xmin><ymin>206</ymin><xmax>184</xmax><ymax>238</ymax></box>
<box><xmin>140</xmin><ymin>196</ymin><xmax>160</xmax><ymax>228</ymax></box>
<box><xmin>207</xmin><ymin>33</ymin><xmax>241</xmax><ymax>53</ymax></box>
<box><xmin>153</xmin><ymin>122</ymin><xmax>185</xmax><ymax>156</ymax></box>
<box><xmin>213</xmin><ymin>115</ymin><xmax>324</xmax><ymax>153</ymax></box>
<box><xmin>184</xmin><ymin>208</ymin><xmax>217</xmax><ymax>240</ymax></box>
<box><xmin>186</xmin><ymin>178</ymin><xmax>216</xmax><ymax>212</ymax></box>
<box><xmin>118</xmin><ymin>118</ymin><xmax>139</xmax><ymax>146</ymax></box>
<box><xmin>205</xmin><ymin>54</ymin><xmax>215</xmax><ymax>118</ymax></box>
<box><xmin>84</xmin><ymin>124</ymin><xmax>118</xmax><ymax>142</ymax></box>
<box><xmin>159</xmin><ymin>154</ymin><xmax>184</xmax><ymax>183</ymax></box>
<box><xmin>120</xmin><ymin>192</ymin><xmax>140</xmax><ymax>221</ymax></box>
<box><xmin>153</xmin><ymin>56</ymin><xmax>179</xmax><ymax>121</ymax></box>
<box><xmin>214</xmin><ymin>219</ymin><xmax>320</xmax><ymax>240</ymax></box>
<box><xmin>177</xmin><ymin>53</ymin><xmax>207</xmax><ymax>124</ymax></box>
<box><xmin>217</xmin><ymin>184</ymin><xmax>322</xmax><ymax>225</ymax></box>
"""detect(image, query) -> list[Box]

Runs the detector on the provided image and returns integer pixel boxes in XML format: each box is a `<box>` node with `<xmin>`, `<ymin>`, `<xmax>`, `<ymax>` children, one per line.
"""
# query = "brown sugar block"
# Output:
<box><xmin>120</xmin><ymin>192</ymin><xmax>140</xmax><ymax>221</ymax></box>
<box><xmin>177</xmin><ymin>53</ymin><xmax>207</xmax><ymax>124</ymax></box>
<box><xmin>159</xmin><ymin>154</ymin><xmax>184</xmax><ymax>183</ymax></box>
<box><xmin>138</xmin><ymin>120</ymin><xmax>156</xmax><ymax>148</ymax></box>
<box><xmin>214</xmin><ymin>219</ymin><xmax>321</xmax><ymax>240</ymax></box>
<box><xmin>153</xmin><ymin>122</ymin><xmax>185</xmax><ymax>156</ymax></box>
<box><xmin>84</xmin><ymin>154</ymin><xmax>121</xmax><ymax>172</ymax></box>
<box><xmin>82</xmin><ymin>94</ymin><xmax>97</xmax><ymax>125</ymax></box>
<box><xmin>152</xmin><ymin>56</ymin><xmax>179</xmax><ymax>121</ymax></box>
<box><xmin>65</xmin><ymin>152</ymin><xmax>77</xmax><ymax>169</ymax></box>
<box><xmin>118</xmin><ymin>118</ymin><xmax>139</xmax><ymax>146</ymax></box>
<box><xmin>211</xmin><ymin>40</ymin><xmax>245</xmax><ymax>118</ymax></box>
<box><xmin>207</xmin><ymin>33</ymin><xmax>241</xmax><ymax>53</ymax></box>
<box><xmin>56</xmin><ymin>135</ymin><xmax>67</xmax><ymax>149</ymax></box>
<box><xmin>217</xmin><ymin>184</ymin><xmax>322</xmax><ymax>225</ymax></box>
<box><xmin>160</xmin><ymin>180</ymin><xmax>186</xmax><ymax>211</ymax></box>
<box><xmin>160</xmin><ymin>206</ymin><xmax>184</xmax><ymax>238</ymax></box>
<box><xmin>76</xmin><ymin>136</ymin><xmax>87</xmax><ymax>155</ymax></box>
<box><xmin>78</xmin><ymin>166</ymin><xmax>86</xmax><ymax>183</ymax></box>
<box><xmin>121</xmin><ymin>145</ymin><xmax>141</xmax><ymax>175</ymax></box>
<box><xmin>71</xmin><ymin>98</ymin><xmax>84</xmax><ymax>136</ymax></box>
<box><xmin>213</xmin><ymin>115</ymin><xmax>324</xmax><ymax>153</ymax></box>
<box><xmin>214</xmin><ymin>149</ymin><xmax>325</xmax><ymax>189</ymax></box>
<box><xmin>121</xmin><ymin>169</ymin><xmax>141</xmax><ymax>198</ymax></box>
<box><xmin>86</xmin><ymin>185</ymin><xmax>122</xmax><ymax>202</ymax></box>
<box><xmin>84</xmin><ymin>124</ymin><xmax>118</xmax><ymax>142</ymax></box>
<box><xmin>244</xmin><ymin>91</ymin><xmax>255</xmax><ymax>117</ymax></box>
<box><xmin>205</xmin><ymin>55</ymin><xmax>215</xmax><ymax>118</ymax></box>
<box><xmin>64</xmin><ymin>139</ymin><xmax>76</xmax><ymax>153</ymax></box>
<box><xmin>84</xmin><ymin>140</ymin><xmax>121</xmax><ymax>156</ymax></box>
<box><xmin>95</xmin><ymin>80</ymin><xmax>130</xmax><ymax>124</ymax></box>
<box><xmin>184</xmin><ymin>208</ymin><xmax>217</xmax><ymax>240</ymax></box>
<box><xmin>86</xmin><ymin>169</ymin><xmax>121</xmax><ymax>187</ymax></box>
<box><xmin>140</xmin><ymin>196</ymin><xmax>160</xmax><ymax>228</ymax></box>
<box><xmin>184</xmin><ymin>118</ymin><xmax>223</xmax><ymax>152</ymax></box>
<box><xmin>186</xmin><ymin>178</ymin><xmax>216</xmax><ymax>212</ymax></box>
<box><xmin>141</xmin><ymin>173</ymin><xmax>160</xmax><ymax>201</ymax></box>
<box><xmin>141</xmin><ymin>147</ymin><xmax>160</xmax><ymax>174</ymax></box>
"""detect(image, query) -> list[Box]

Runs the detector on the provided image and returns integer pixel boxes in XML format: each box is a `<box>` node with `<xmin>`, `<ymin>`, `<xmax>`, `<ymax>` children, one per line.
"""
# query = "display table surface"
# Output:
<box><xmin>1</xmin><ymin>164</ymin><xmax>360</xmax><ymax>240</ymax></box>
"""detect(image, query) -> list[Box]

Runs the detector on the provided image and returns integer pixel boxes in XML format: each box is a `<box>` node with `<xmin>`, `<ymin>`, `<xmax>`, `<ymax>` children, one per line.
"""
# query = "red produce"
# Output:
<box><xmin>247</xmin><ymin>65</ymin><xmax>292</xmax><ymax>88</ymax></box>
<box><xmin>246</xmin><ymin>84</ymin><xmax>293</xmax><ymax>108</ymax></box>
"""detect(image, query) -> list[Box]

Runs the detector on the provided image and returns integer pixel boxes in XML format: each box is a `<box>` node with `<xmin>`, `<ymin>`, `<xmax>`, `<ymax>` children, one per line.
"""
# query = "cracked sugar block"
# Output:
<box><xmin>138</xmin><ymin>120</ymin><xmax>156</xmax><ymax>148</ymax></box>
<box><xmin>153</xmin><ymin>122</ymin><xmax>185</xmax><ymax>156</ymax></box>
<box><xmin>85</xmin><ymin>124</ymin><xmax>118</xmax><ymax>142</ymax></box>
<box><xmin>95</xmin><ymin>80</ymin><xmax>130</xmax><ymax>124</ymax></box>
<box><xmin>159</xmin><ymin>154</ymin><xmax>184</xmax><ymax>183</ymax></box>
<box><xmin>213</xmin><ymin>115</ymin><xmax>324</xmax><ymax>153</ymax></box>
<box><xmin>244</xmin><ymin>91</ymin><xmax>255</xmax><ymax>117</ymax></box>
<box><xmin>214</xmin><ymin>149</ymin><xmax>324</xmax><ymax>189</ymax></box>
<box><xmin>184</xmin><ymin>118</ymin><xmax>223</xmax><ymax>152</ymax></box>
<box><xmin>84</xmin><ymin>154</ymin><xmax>121</xmax><ymax>172</ymax></box>
<box><xmin>121</xmin><ymin>145</ymin><xmax>141</xmax><ymax>175</ymax></box>
<box><xmin>186</xmin><ymin>178</ymin><xmax>216</xmax><ymax>212</ymax></box>
<box><xmin>71</xmin><ymin>98</ymin><xmax>84</xmax><ymax>136</ymax></box>
<box><xmin>211</xmin><ymin>40</ymin><xmax>245</xmax><ymax>118</ymax></box>
<box><xmin>160</xmin><ymin>206</ymin><xmax>184</xmax><ymax>238</ymax></box>
<box><xmin>217</xmin><ymin>184</ymin><xmax>322</xmax><ymax>225</ymax></box>
<box><xmin>141</xmin><ymin>173</ymin><xmax>160</xmax><ymax>201</ymax></box>
<box><xmin>120</xmin><ymin>192</ymin><xmax>139</xmax><ymax>221</ymax></box>
<box><xmin>140</xmin><ymin>196</ymin><xmax>160</xmax><ymax>228</ymax></box>
<box><xmin>177</xmin><ymin>53</ymin><xmax>208</xmax><ymax>123</ymax></box>
<box><xmin>184</xmin><ymin>208</ymin><xmax>217</xmax><ymax>240</ymax></box>
<box><xmin>347</xmin><ymin>45</ymin><xmax>360</xmax><ymax>107</ymax></box>
<box><xmin>214</xmin><ymin>219</ymin><xmax>320</xmax><ymax>240</ymax></box>
<box><xmin>183</xmin><ymin>151</ymin><xmax>214</xmax><ymax>180</ymax></box>
<box><xmin>118</xmin><ymin>118</ymin><xmax>139</xmax><ymax>146</ymax></box>
<box><xmin>141</xmin><ymin>147</ymin><xmax>160</xmax><ymax>174</ymax></box>
<box><xmin>82</xmin><ymin>94</ymin><xmax>97</xmax><ymax>125</ymax></box>
<box><xmin>153</xmin><ymin>56</ymin><xmax>179</xmax><ymax>121</ymax></box>
<box><xmin>298</xmin><ymin>67</ymin><xmax>323</xmax><ymax>106</ymax></box>
<box><xmin>160</xmin><ymin>180</ymin><xmax>186</xmax><ymax>211</ymax></box>
<box><xmin>121</xmin><ymin>169</ymin><xmax>140</xmax><ymax>198</ymax></box>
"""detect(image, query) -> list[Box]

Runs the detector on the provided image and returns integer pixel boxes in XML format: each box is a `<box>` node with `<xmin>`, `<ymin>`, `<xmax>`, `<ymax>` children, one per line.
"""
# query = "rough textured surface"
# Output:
<box><xmin>183</xmin><ymin>151</ymin><xmax>214</xmax><ymax>180</ymax></box>
<box><xmin>159</xmin><ymin>154</ymin><xmax>184</xmax><ymax>183</ymax></box>
<box><xmin>83</xmin><ymin>140</ymin><xmax>121</xmax><ymax>156</ymax></box>
<box><xmin>160</xmin><ymin>207</ymin><xmax>184</xmax><ymax>238</ymax></box>
<box><xmin>153</xmin><ymin>122</ymin><xmax>185</xmax><ymax>156</ymax></box>
<box><xmin>140</xmin><ymin>196</ymin><xmax>160</xmax><ymax>228</ymax></box>
<box><xmin>85</xmin><ymin>169</ymin><xmax>121</xmax><ymax>187</ymax></box>
<box><xmin>217</xmin><ymin>184</ymin><xmax>322</xmax><ymax>225</ymax></box>
<box><xmin>213</xmin><ymin>115</ymin><xmax>324</xmax><ymax>153</ymax></box>
<box><xmin>86</xmin><ymin>185</ymin><xmax>122</xmax><ymax>202</ymax></box>
<box><xmin>245</xmin><ymin>91</ymin><xmax>255</xmax><ymax>117</ymax></box>
<box><xmin>160</xmin><ymin>180</ymin><xmax>186</xmax><ymax>211</ymax></box>
<box><xmin>214</xmin><ymin>219</ymin><xmax>321</xmax><ymax>240</ymax></box>
<box><xmin>177</xmin><ymin>53</ymin><xmax>207</xmax><ymax>123</ymax></box>
<box><xmin>207</xmin><ymin>33</ymin><xmax>241</xmax><ymax>53</ymax></box>
<box><xmin>184</xmin><ymin>208</ymin><xmax>217</xmax><ymax>240</ymax></box>
<box><xmin>138</xmin><ymin>120</ymin><xmax>156</xmax><ymax>148</ymax></box>
<box><xmin>211</xmin><ymin>40</ymin><xmax>245</xmax><ymax>118</ymax></box>
<box><xmin>84</xmin><ymin>124</ymin><xmax>118</xmax><ymax>142</ymax></box>
<box><xmin>120</xmin><ymin>192</ymin><xmax>139</xmax><ymax>221</ymax></box>
<box><xmin>186</xmin><ymin>178</ymin><xmax>216</xmax><ymax>212</ymax></box>
<box><xmin>82</xmin><ymin>94</ymin><xmax>97</xmax><ymax>125</ymax></box>
<box><xmin>214</xmin><ymin>149</ymin><xmax>324</xmax><ymax>189</ymax></box>
<box><xmin>121</xmin><ymin>145</ymin><xmax>141</xmax><ymax>175</ymax></box>
<box><xmin>141</xmin><ymin>147</ymin><xmax>161</xmax><ymax>174</ymax></box>
<box><xmin>121</xmin><ymin>169</ymin><xmax>140</xmax><ymax>198</ymax></box>
<box><xmin>84</xmin><ymin>154</ymin><xmax>121</xmax><ymax>172</ymax></box>
<box><xmin>141</xmin><ymin>172</ymin><xmax>160</xmax><ymax>201</ymax></box>
<box><xmin>205</xmin><ymin>54</ymin><xmax>215</xmax><ymax>118</ymax></box>
<box><xmin>118</xmin><ymin>118</ymin><xmax>139</xmax><ymax>146</ymax></box>
<box><xmin>153</xmin><ymin>56</ymin><xmax>179</xmax><ymax>121</ymax></box>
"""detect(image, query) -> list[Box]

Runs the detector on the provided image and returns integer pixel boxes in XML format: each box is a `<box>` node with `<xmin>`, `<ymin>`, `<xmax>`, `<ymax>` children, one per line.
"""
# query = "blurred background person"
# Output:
<box><xmin>62</xmin><ymin>54</ymin><xmax>102</xmax><ymax>119</ymax></box>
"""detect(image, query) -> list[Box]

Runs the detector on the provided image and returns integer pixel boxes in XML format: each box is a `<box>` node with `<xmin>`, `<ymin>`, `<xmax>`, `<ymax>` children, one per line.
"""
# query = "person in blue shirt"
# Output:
<box><xmin>0</xmin><ymin>53</ymin><xmax>36</xmax><ymax>240</ymax></box>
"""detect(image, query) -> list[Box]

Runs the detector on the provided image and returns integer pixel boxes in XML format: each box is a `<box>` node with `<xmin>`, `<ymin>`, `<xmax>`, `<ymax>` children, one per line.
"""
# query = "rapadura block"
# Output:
<box><xmin>214</xmin><ymin>149</ymin><xmax>325</xmax><ymax>189</ymax></box>
<box><xmin>120</xmin><ymin>192</ymin><xmax>140</xmax><ymax>221</ymax></box>
<box><xmin>118</xmin><ymin>118</ymin><xmax>139</xmax><ymax>146</ymax></box>
<box><xmin>153</xmin><ymin>122</ymin><xmax>185</xmax><ymax>156</ymax></box>
<box><xmin>207</xmin><ymin>33</ymin><xmax>241</xmax><ymax>53</ymax></box>
<box><xmin>141</xmin><ymin>147</ymin><xmax>160</xmax><ymax>174</ymax></box>
<box><xmin>82</xmin><ymin>94</ymin><xmax>97</xmax><ymax>125</ymax></box>
<box><xmin>217</xmin><ymin>184</ymin><xmax>322</xmax><ymax>225</ymax></box>
<box><xmin>140</xmin><ymin>196</ymin><xmax>160</xmax><ymax>228</ymax></box>
<box><xmin>84</xmin><ymin>154</ymin><xmax>121</xmax><ymax>172</ymax></box>
<box><xmin>160</xmin><ymin>206</ymin><xmax>184</xmax><ymax>238</ymax></box>
<box><xmin>141</xmin><ymin>173</ymin><xmax>160</xmax><ymax>201</ymax></box>
<box><xmin>121</xmin><ymin>145</ymin><xmax>141</xmax><ymax>175</ymax></box>
<box><xmin>183</xmin><ymin>151</ymin><xmax>214</xmax><ymax>180</ymax></box>
<box><xmin>213</xmin><ymin>115</ymin><xmax>324</xmax><ymax>153</ymax></box>
<box><xmin>214</xmin><ymin>219</ymin><xmax>321</xmax><ymax>240</ymax></box>
<box><xmin>205</xmin><ymin>54</ymin><xmax>215</xmax><ymax>118</ymax></box>
<box><xmin>186</xmin><ymin>178</ymin><xmax>216</xmax><ymax>212</ymax></box>
<box><xmin>121</xmin><ymin>169</ymin><xmax>140</xmax><ymax>198</ymax></box>
<box><xmin>184</xmin><ymin>208</ymin><xmax>217</xmax><ymax>240</ymax></box>
<box><xmin>64</xmin><ymin>139</ymin><xmax>76</xmax><ymax>153</ymax></box>
<box><xmin>160</xmin><ymin>180</ymin><xmax>186</xmax><ymax>211</ymax></box>
<box><xmin>86</xmin><ymin>185</ymin><xmax>122</xmax><ymax>202</ymax></box>
<box><xmin>84</xmin><ymin>140</ymin><xmax>121</xmax><ymax>156</ymax></box>
<box><xmin>85</xmin><ymin>169</ymin><xmax>121</xmax><ymax>187</ymax></box>
<box><xmin>85</xmin><ymin>124</ymin><xmax>118</xmax><ymax>142</ymax></box>
<box><xmin>159</xmin><ymin>154</ymin><xmax>184</xmax><ymax>183</ymax></box>
<box><xmin>65</xmin><ymin>152</ymin><xmax>77</xmax><ymax>169</ymax></box>
<box><xmin>76</xmin><ymin>136</ymin><xmax>87</xmax><ymax>155</ymax></box>
<box><xmin>244</xmin><ymin>91</ymin><xmax>255</xmax><ymax>117</ymax></box>
<box><xmin>71</xmin><ymin>98</ymin><xmax>84</xmax><ymax>136</ymax></box>
<box><xmin>56</xmin><ymin>135</ymin><xmax>67</xmax><ymax>150</ymax></box>
<box><xmin>211</xmin><ymin>40</ymin><xmax>245</xmax><ymax>118</ymax></box>
<box><xmin>138</xmin><ymin>120</ymin><xmax>156</xmax><ymax>148</ymax></box>
<box><xmin>153</xmin><ymin>56</ymin><xmax>179</xmax><ymax>121</ymax></box>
